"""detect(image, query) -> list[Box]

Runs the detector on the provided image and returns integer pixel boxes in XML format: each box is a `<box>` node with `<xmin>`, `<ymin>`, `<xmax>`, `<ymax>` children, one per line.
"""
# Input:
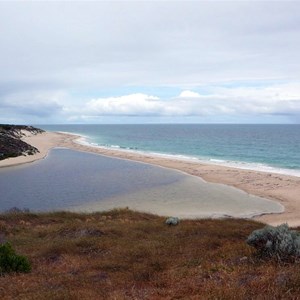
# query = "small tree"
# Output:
<box><xmin>246</xmin><ymin>223</ymin><xmax>300</xmax><ymax>261</ymax></box>
<box><xmin>0</xmin><ymin>242</ymin><xmax>31</xmax><ymax>274</ymax></box>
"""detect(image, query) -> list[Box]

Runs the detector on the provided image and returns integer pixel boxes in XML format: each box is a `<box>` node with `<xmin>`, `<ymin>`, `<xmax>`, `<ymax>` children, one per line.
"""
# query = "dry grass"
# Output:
<box><xmin>0</xmin><ymin>209</ymin><xmax>300</xmax><ymax>299</ymax></box>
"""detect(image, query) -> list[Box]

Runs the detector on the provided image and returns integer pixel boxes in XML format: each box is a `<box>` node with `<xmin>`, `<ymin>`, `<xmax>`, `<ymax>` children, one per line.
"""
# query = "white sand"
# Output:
<box><xmin>0</xmin><ymin>131</ymin><xmax>66</xmax><ymax>168</ymax></box>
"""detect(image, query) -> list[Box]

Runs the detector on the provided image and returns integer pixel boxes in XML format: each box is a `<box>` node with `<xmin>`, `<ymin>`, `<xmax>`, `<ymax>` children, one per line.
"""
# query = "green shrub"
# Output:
<box><xmin>0</xmin><ymin>242</ymin><xmax>31</xmax><ymax>274</ymax></box>
<box><xmin>246</xmin><ymin>223</ymin><xmax>300</xmax><ymax>260</ymax></box>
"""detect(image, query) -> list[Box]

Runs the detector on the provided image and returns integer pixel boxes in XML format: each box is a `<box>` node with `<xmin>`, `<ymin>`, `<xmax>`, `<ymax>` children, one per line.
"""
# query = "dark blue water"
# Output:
<box><xmin>0</xmin><ymin>148</ymin><xmax>184</xmax><ymax>212</ymax></box>
<box><xmin>40</xmin><ymin>124</ymin><xmax>300</xmax><ymax>176</ymax></box>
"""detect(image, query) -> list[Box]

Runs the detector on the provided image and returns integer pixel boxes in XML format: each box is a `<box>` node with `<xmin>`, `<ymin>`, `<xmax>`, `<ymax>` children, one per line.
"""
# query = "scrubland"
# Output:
<box><xmin>0</xmin><ymin>209</ymin><xmax>300</xmax><ymax>299</ymax></box>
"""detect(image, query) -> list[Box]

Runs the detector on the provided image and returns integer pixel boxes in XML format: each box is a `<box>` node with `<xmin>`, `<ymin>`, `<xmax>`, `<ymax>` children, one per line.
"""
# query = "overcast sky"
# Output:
<box><xmin>0</xmin><ymin>1</ymin><xmax>300</xmax><ymax>124</ymax></box>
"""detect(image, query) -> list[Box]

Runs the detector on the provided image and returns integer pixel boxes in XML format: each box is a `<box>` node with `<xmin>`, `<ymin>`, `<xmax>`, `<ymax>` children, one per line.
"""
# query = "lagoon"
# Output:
<box><xmin>0</xmin><ymin>148</ymin><xmax>283</xmax><ymax>218</ymax></box>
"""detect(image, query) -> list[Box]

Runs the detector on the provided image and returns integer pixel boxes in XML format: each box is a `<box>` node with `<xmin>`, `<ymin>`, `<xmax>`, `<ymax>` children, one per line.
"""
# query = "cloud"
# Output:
<box><xmin>85</xmin><ymin>94</ymin><xmax>161</xmax><ymax>116</ymax></box>
<box><xmin>0</xmin><ymin>1</ymin><xmax>299</xmax><ymax>123</ymax></box>
<box><xmin>67</xmin><ymin>82</ymin><xmax>300</xmax><ymax>121</ymax></box>
<box><xmin>0</xmin><ymin>1</ymin><xmax>299</xmax><ymax>89</ymax></box>
<box><xmin>1</xmin><ymin>82</ymin><xmax>299</xmax><ymax>124</ymax></box>
<box><xmin>80</xmin><ymin>93</ymin><xmax>199</xmax><ymax>117</ymax></box>
<box><xmin>1</xmin><ymin>90</ymin><xmax>64</xmax><ymax>119</ymax></box>
<box><xmin>179</xmin><ymin>91</ymin><xmax>201</xmax><ymax>98</ymax></box>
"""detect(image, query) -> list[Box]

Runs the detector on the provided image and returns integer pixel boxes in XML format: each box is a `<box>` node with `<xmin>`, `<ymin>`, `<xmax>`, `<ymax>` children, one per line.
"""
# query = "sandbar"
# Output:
<box><xmin>1</xmin><ymin>131</ymin><xmax>300</xmax><ymax>226</ymax></box>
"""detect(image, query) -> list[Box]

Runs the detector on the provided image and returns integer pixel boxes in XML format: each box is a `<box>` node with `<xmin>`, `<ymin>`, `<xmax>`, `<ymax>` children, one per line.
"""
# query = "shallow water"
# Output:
<box><xmin>0</xmin><ymin>148</ymin><xmax>283</xmax><ymax>217</ymax></box>
<box><xmin>0</xmin><ymin>149</ymin><xmax>183</xmax><ymax>211</ymax></box>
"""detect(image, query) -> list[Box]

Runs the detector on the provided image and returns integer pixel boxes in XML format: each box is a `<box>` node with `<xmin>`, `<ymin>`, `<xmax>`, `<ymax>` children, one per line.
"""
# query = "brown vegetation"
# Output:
<box><xmin>0</xmin><ymin>209</ymin><xmax>300</xmax><ymax>299</ymax></box>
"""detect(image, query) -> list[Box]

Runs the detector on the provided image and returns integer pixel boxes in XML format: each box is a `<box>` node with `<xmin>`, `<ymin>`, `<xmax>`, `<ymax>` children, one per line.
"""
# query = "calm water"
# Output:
<box><xmin>0</xmin><ymin>148</ymin><xmax>283</xmax><ymax>217</ymax></box>
<box><xmin>0</xmin><ymin>148</ymin><xmax>184</xmax><ymax>212</ymax></box>
<box><xmin>41</xmin><ymin>124</ymin><xmax>300</xmax><ymax>176</ymax></box>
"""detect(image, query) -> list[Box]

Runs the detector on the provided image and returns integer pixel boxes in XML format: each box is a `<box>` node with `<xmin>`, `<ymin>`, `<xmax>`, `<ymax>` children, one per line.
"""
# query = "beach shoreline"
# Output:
<box><xmin>1</xmin><ymin>130</ymin><xmax>299</xmax><ymax>226</ymax></box>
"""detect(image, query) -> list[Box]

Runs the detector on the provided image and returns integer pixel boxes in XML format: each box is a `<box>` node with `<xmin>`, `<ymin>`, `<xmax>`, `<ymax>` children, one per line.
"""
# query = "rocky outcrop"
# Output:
<box><xmin>0</xmin><ymin>125</ymin><xmax>44</xmax><ymax>160</ymax></box>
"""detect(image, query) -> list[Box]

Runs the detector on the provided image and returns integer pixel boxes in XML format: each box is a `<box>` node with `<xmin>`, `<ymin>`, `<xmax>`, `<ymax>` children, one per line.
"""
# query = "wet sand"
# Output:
<box><xmin>70</xmin><ymin>175</ymin><xmax>283</xmax><ymax>219</ymax></box>
<box><xmin>1</xmin><ymin>131</ymin><xmax>300</xmax><ymax>226</ymax></box>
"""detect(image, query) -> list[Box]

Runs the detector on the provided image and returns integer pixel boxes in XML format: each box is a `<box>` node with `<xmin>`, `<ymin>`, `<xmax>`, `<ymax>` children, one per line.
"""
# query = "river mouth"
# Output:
<box><xmin>0</xmin><ymin>148</ymin><xmax>283</xmax><ymax>218</ymax></box>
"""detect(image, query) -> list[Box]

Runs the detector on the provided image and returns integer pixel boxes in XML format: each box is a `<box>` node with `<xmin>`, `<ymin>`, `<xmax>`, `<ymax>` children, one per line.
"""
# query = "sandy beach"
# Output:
<box><xmin>1</xmin><ymin>131</ymin><xmax>300</xmax><ymax>226</ymax></box>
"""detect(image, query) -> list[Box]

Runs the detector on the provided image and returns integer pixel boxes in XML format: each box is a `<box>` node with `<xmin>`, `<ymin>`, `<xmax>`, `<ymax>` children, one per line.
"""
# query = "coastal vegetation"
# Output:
<box><xmin>0</xmin><ymin>209</ymin><xmax>300</xmax><ymax>299</ymax></box>
<box><xmin>0</xmin><ymin>125</ymin><xmax>43</xmax><ymax>160</ymax></box>
<box><xmin>247</xmin><ymin>223</ymin><xmax>300</xmax><ymax>261</ymax></box>
<box><xmin>0</xmin><ymin>242</ymin><xmax>31</xmax><ymax>274</ymax></box>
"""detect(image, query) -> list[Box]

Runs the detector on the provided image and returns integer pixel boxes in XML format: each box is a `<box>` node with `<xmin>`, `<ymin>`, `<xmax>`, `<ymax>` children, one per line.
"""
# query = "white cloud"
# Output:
<box><xmin>68</xmin><ymin>82</ymin><xmax>300</xmax><ymax>121</ymax></box>
<box><xmin>85</xmin><ymin>94</ymin><xmax>161</xmax><ymax>116</ymax></box>
<box><xmin>82</xmin><ymin>93</ymin><xmax>201</xmax><ymax>117</ymax></box>
<box><xmin>179</xmin><ymin>91</ymin><xmax>201</xmax><ymax>98</ymax></box>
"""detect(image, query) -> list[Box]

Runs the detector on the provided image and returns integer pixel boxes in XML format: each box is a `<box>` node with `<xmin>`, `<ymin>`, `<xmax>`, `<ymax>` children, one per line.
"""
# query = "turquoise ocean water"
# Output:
<box><xmin>40</xmin><ymin>124</ymin><xmax>300</xmax><ymax>177</ymax></box>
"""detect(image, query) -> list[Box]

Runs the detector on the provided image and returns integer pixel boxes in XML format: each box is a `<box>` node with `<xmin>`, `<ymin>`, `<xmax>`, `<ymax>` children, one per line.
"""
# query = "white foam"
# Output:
<box><xmin>57</xmin><ymin>131</ymin><xmax>86</xmax><ymax>137</ymax></box>
<box><xmin>205</xmin><ymin>160</ymin><xmax>300</xmax><ymax>177</ymax></box>
<box><xmin>209</xmin><ymin>158</ymin><xmax>226</xmax><ymax>163</ymax></box>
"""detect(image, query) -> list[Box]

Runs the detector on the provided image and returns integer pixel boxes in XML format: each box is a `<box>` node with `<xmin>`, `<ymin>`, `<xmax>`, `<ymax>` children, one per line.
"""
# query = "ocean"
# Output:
<box><xmin>40</xmin><ymin>124</ymin><xmax>300</xmax><ymax>177</ymax></box>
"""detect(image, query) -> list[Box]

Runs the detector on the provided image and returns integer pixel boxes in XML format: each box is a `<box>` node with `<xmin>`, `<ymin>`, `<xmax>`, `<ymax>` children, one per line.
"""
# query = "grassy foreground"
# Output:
<box><xmin>0</xmin><ymin>209</ymin><xmax>300</xmax><ymax>299</ymax></box>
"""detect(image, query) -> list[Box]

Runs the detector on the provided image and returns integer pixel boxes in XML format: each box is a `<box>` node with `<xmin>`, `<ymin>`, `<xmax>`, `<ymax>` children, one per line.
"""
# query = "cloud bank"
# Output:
<box><xmin>0</xmin><ymin>1</ymin><xmax>299</xmax><ymax>123</ymax></box>
<box><xmin>63</xmin><ymin>82</ymin><xmax>300</xmax><ymax>123</ymax></box>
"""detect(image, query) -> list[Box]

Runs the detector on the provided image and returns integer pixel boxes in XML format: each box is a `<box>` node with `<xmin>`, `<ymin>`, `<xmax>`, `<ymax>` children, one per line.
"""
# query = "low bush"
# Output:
<box><xmin>0</xmin><ymin>242</ymin><xmax>31</xmax><ymax>274</ymax></box>
<box><xmin>246</xmin><ymin>223</ymin><xmax>300</xmax><ymax>260</ymax></box>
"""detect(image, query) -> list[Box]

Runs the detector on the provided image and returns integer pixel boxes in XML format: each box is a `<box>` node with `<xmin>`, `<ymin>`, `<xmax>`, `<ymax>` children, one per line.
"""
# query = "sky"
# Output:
<box><xmin>0</xmin><ymin>1</ymin><xmax>300</xmax><ymax>124</ymax></box>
